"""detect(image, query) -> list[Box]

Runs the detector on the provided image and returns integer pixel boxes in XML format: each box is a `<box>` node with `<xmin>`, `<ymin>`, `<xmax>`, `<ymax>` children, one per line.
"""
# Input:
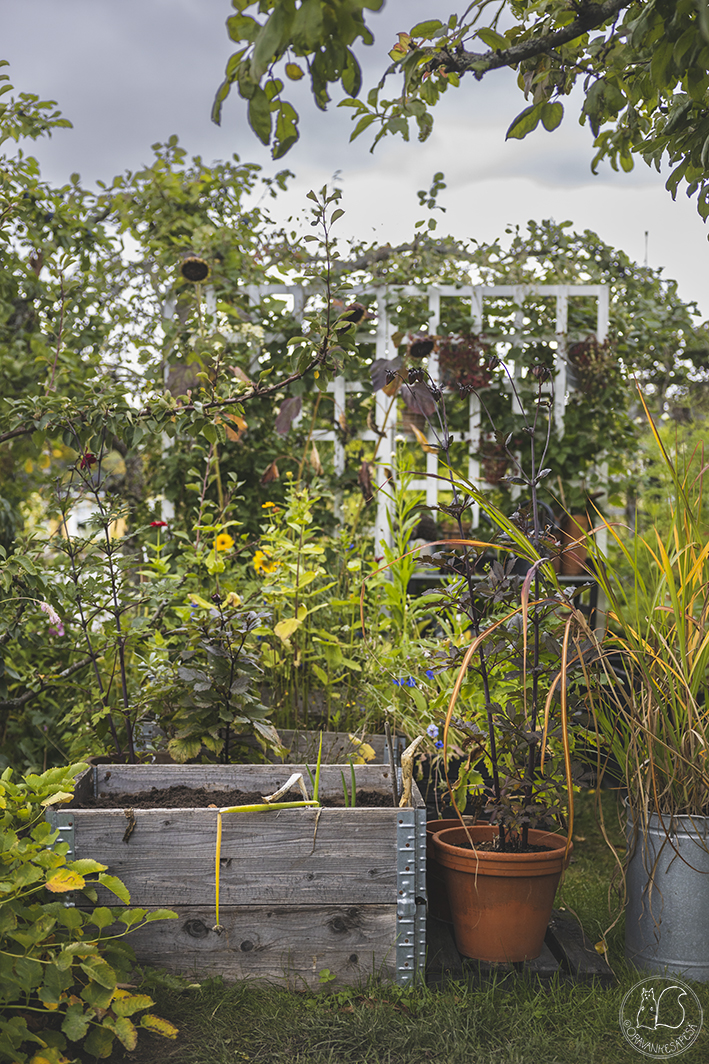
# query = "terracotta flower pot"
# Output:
<box><xmin>432</xmin><ymin>825</ymin><xmax>571</xmax><ymax>962</ymax></box>
<box><xmin>559</xmin><ymin>513</ymin><xmax>589</xmax><ymax>575</ymax></box>
<box><xmin>426</xmin><ymin>818</ymin><xmax>475</xmax><ymax>923</ymax></box>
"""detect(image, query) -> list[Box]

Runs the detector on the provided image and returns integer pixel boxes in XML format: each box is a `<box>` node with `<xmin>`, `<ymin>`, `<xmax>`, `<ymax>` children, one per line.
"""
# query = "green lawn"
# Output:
<box><xmin>103</xmin><ymin>791</ymin><xmax>709</xmax><ymax>1064</ymax></box>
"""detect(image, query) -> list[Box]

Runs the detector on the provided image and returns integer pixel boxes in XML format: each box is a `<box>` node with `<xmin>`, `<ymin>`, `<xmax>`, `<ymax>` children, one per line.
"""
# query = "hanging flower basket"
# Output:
<box><xmin>478</xmin><ymin>435</ymin><xmax>508</xmax><ymax>485</ymax></box>
<box><xmin>438</xmin><ymin>334</ymin><xmax>492</xmax><ymax>392</ymax></box>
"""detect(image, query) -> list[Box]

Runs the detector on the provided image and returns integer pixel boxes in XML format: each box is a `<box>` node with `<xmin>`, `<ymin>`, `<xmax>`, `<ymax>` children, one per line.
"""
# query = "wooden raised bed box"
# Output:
<box><xmin>47</xmin><ymin>763</ymin><xmax>426</xmax><ymax>990</ymax></box>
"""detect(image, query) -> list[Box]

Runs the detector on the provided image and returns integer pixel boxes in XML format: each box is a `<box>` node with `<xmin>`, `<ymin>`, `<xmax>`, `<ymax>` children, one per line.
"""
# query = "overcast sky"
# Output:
<box><xmin>4</xmin><ymin>0</ymin><xmax>709</xmax><ymax>315</ymax></box>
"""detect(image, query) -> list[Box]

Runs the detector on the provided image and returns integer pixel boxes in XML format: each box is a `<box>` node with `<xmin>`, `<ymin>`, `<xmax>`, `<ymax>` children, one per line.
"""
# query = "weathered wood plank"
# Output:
<box><xmin>426</xmin><ymin>921</ymin><xmax>559</xmax><ymax>983</ymax></box>
<box><xmin>273</xmin><ymin>731</ymin><xmax>401</xmax><ymax>765</ymax></box>
<box><xmin>122</xmin><ymin>904</ymin><xmax>398</xmax><ymax>989</ymax></box>
<box><xmin>57</xmin><ymin>764</ymin><xmax>425</xmax><ymax>985</ymax></box>
<box><xmin>546</xmin><ymin>909</ymin><xmax>614</xmax><ymax>985</ymax></box>
<box><xmin>84</xmin><ymin>763</ymin><xmax>408</xmax><ymax>801</ymax></box>
<box><xmin>519</xmin><ymin>940</ymin><xmax>562</xmax><ymax>979</ymax></box>
<box><xmin>72</xmin><ymin>767</ymin><xmax>95</xmax><ymax>805</ymax></box>
<box><xmin>76</xmin><ymin>806</ymin><xmax>404</xmax><ymax>907</ymax></box>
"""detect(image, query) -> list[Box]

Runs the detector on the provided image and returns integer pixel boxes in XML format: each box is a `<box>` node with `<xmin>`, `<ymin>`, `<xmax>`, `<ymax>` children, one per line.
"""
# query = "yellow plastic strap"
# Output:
<box><xmin>215</xmin><ymin>811</ymin><xmax>223</xmax><ymax>928</ymax></box>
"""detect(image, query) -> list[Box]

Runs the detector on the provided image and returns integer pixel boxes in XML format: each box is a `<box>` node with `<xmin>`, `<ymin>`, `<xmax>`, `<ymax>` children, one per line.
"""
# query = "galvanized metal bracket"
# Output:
<box><xmin>45</xmin><ymin>806</ymin><xmax>76</xmax><ymax>860</ymax></box>
<box><xmin>395</xmin><ymin>805</ymin><xmax>427</xmax><ymax>986</ymax></box>
<box><xmin>44</xmin><ymin>804</ymin><xmax>78</xmax><ymax>907</ymax></box>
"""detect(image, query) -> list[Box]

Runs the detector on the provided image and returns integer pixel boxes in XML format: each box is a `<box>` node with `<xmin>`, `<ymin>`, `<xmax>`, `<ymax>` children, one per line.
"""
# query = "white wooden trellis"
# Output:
<box><xmin>226</xmin><ymin>283</ymin><xmax>609</xmax><ymax>551</ymax></box>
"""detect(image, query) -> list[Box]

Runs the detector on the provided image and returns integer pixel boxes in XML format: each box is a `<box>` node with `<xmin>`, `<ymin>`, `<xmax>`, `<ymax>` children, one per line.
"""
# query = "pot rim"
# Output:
<box><xmin>432</xmin><ymin>824</ymin><xmax>571</xmax><ymax>875</ymax></box>
<box><xmin>623</xmin><ymin>796</ymin><xmax>709</xmax><ymax>836</ymax></box>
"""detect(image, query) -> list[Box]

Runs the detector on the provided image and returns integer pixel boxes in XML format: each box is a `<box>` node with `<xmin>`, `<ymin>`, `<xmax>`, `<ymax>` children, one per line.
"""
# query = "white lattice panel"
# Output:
<box><xmin>223</xmin><ymin>283</ymin><xmax>609</xmax><ymax>550</ymax></box>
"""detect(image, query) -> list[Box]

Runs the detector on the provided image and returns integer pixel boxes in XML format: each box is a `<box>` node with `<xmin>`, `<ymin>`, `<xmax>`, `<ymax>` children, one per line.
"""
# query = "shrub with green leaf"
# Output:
<box><xmin>0</xmin><ymin>763</ymin><xmax>178</xmax><ymax>1063</ymax></box>
<box><xmin>254</xmin><ymin>481</ymin><xmax>369</xmax><ymax>727</ymax></box>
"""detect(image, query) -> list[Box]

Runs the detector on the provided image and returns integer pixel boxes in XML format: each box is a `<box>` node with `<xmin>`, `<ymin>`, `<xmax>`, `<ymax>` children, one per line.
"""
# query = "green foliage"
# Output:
<box><xmin>213</xmin><ymin>1</ymin><xmax>385</xmax><ymax>157</ymax></box>
<box><xmin>0</xmin><ymin>763</ymin><xmax>177</xmax><ymax>1063</ymax></box>
<box><xmin>0</xmin><ymin>96</ymin><xmax>371</xmax><ymax>770</ymax></box>
<box><xmin>252</xmin><ymin>480</ymin><xmax>368</xmax><ymax>727</ymax></box>
<box><xmin>214</xmin><ymin>2</ymin><xmax>709</xmax><ymax>224</ymax></box>
<box><xmin>586</xmin><ymin>400</ymin><xmax>709</xmax><ymax>818</ymax></box>
<box><xmin>149</xmin><ymin>597</ymin><xmax>280</xmax><ymax>764</ymax></box>
<box><xmin>0</xmin><ymin>66</ymin><xmax>705</xmax><ymax>792</ymax></box>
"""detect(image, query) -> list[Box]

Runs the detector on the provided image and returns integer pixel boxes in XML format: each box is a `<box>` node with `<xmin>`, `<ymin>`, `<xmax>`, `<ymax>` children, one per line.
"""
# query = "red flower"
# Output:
<box><xmin>79</xmin><ymin>452</ymin><xmax>97</xmax><ymax>470</ymax></box>
<box><xmin>150</xmin><ymin>521</ymin><xmax>168</xmax><ymax>528</ymax></box>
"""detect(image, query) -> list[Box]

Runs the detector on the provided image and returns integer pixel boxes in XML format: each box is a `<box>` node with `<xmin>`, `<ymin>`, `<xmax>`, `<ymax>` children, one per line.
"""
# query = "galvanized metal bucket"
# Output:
<box><xmin>626</xmin><ymin>804</ymin><xmax>709</xmax><ymax>981</ymax></box>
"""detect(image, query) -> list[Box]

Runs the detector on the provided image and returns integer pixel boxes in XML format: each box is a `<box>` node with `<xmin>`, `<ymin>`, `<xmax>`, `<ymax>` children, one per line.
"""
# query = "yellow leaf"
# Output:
<box><xmin>140</xmin><ymin>1014</ymin><xmax>179</xmax><ymax>1039</ymax></box>
<box><xmin>220</xmin><ymin>412</ymin><xmax>247</xmax><ymax>442</ymax></box>
<box><xmin>46</xmin><ymin>868</ymin><xmax>85</xmax><ymax>893</ymax></box>
<box><xmin>106</xmin><ymin>1016</ymin><xmax>137</xmax><ymax>1051</ymax></box>
<box><xmin>410</xmin><ymin>424</ymin><xmax>437</xmax><ymax>453</ymax></box>
<box><xmin>348</xmin><ymin>736</ymin><xmax>377</xmax><ymax>764</ymax></box>
<box><xmin>309</xmin><ymin>443</ymin><xmax>324</xmax><ymax>475</ymax></box>
<box><xmin>274</xmin><ymin>616</ymin><xmax>303</xmax><ymax>644</ymax></box>
<box><xmin>24</xmin><ymin>458</ymin><xmax>34</xmax><ymax>473</ymax></box>
<box><xmin>594</xmin><ymin>939</ymin><xmax>607</xmax><ymax>955</ymax></box>
<box><xmin>285</xmin><ymin>62</ymin><xmax>304</xmax><ymax>80</ymax></box>
<box><xmin>40</xmin><ymin>791</ymin><xmax>74</xmax><ymax>807</ymax></box>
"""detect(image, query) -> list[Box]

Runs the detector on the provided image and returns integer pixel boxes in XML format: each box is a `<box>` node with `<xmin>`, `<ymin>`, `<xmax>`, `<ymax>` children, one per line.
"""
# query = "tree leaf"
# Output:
<box><xmin>140</xmin><ymin>1014</ymin><xmax>179</xmax><ymax>1039</ymax></box>
<box><xmin>79</xmin><ymin>955</ymin><xmax>117</xmax><ymax>990</ymax></box>
<box><xmin>45</xmin><ymin>868</ymin><xmax>85</xmax><ymax>893</ymax></box>
<box><xmin>477</xmin><ymin>27</ymin><xmax>507</xmax><ymax>50</ymax></box>
<box><xmin>274</xmin><ymin>616</ymin><xmax>304</xmax><ymax>643</ymax></box>
<box><xmin>143</xmin><ymin>908</ymin><xmax>178</xmax><ymax>922</ymax></box>
<box><xmin>506</xmin><ymin>103</ymin><xmax>542</xmax><ymax>140</ymax></box>
<box><xmin>541</xmin><ymin>101</ymin><xmax>563</xmax><ymax>131</ymax></box>
<box><xmin>275</xmin><ymin>395</ymin><xmax>302</xmax><ymax>436</ymax></box>
<box><xmin>83</xmin><ymin>1025</ymin><xmax>114</xmax><ymax>1058</ymax></box>
<box><xmin>69</xmin><ymin>858</ymin><xmax>107</xmax><ymax>875</ymax></box>
<box><xmin>61</xmin><ymin>1002</ymin><xmax>90</xmax><ymax>1042</ymax></box>
<box><xmin>188</xmin><ymin>593</ymin><xmax>214</xmax><ymax>610</ymax></box>
<box><xmin>251</xmin><ymin>4</ymin><xmax>295</xmax><ymax>80</ymax></box>
<box><xmin>248</xmin><ymin>87</ymin><xmax>272</xmax><ymax>145</ymax></box>
<box><xmin>341</xmin><ymin>50</ymin><xmax>362</xmax><ymax>97</ymax></box>
<box><xmin>292</xmin><ymin>0</ymin><xmax>324</xmax><ymax>51</ymax></box>
<box><xmin>40</xmin><ymin>790</ymin><xmax>74</xmax><ymax>807</ymax></box>
<box><xmin>105</xmin><ymin>1015</ymin><xmax>138</xmax><ymax>1051</ymax></box>
<box><xmin>88</xmin><ymin>906</ymin><xmax>115</xmax><ymax>930</ymax></box>
<box><xmin>112</xmin><ymin>991</ymin><xmax>155</xmax><ymax>1017</ymax></box>
<box><xmin>410</xmin><ymin>20</ymin><xmax>444</xmax><ymax>39</ymax></box>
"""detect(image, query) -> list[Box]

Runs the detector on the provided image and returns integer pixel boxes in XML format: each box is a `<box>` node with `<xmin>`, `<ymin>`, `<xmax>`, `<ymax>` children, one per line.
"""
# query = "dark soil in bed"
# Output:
<box><xmin>72</xmin><ymin>784</ymin><xmax>395</xmax><ymax>809</ymax></box>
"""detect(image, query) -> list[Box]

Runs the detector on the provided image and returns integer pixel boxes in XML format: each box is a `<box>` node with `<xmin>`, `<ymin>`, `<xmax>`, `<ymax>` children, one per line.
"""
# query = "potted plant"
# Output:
<box><xmin>582</xmin><ymin>398</ymin><xmax>709</xmax><ymax>980</ymax></box>
<box><xmin>396</xmin><ymin>357</ymin><xmax>585</xmax><ymax>963</ymax></box>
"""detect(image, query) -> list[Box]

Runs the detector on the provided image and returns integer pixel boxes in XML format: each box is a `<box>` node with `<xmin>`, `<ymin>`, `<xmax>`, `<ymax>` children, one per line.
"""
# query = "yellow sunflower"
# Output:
<box><xmin>215</xmin><ymin>533</ymin><xmax>235</xmax><ymax>552</ymax></box>
<box><xmin>253</xmin><ymin>549</ymin><xmax>278</xmax><ymax>574</ymax></box>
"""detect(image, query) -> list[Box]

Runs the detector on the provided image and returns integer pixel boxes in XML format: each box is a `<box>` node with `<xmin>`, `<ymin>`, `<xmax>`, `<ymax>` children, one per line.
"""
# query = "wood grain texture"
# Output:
<box><xmin>68</xmin><ymin>766</ymin><xmax>422</xmax><ymax>909</ymax></box>
<box><xmin>272</xmin><ymin>730</ymin><xmax>398</xmax><ymax>765</ymax></box>
<box><xmin>122</xmin><ymin>904</ymin><xmax>398</xmax><ymax>989</ymax></box>
<box><xmin>78</xmin><ymin>806</ymin><xmax>401</xmax><ymax>906</ymax></box>
<box><xmin>83</xmin><ymin>763</ymin><xmax>414</xmax><ymax>801</ymax></box>
<box><xmin>545</xmin><ymin>910</ymin><xmax>614</xmax><ymax>984</ymax></box>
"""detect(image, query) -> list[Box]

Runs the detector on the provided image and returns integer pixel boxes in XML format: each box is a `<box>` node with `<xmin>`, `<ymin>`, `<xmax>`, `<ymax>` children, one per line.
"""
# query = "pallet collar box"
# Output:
<box><xmin>47</xmin><ymin>763</ymin><xmax>427</xmax><ymax>989</ymax></box>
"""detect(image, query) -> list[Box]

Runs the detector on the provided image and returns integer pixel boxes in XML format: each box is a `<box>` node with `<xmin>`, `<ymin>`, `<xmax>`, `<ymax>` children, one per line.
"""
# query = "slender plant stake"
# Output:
<box><xmin>385</xmin><ymin>721</ymin><xmax>399</xmax><ymax>806</ymax></box>
<box><xmin>398</xmin><ymin>736</ymin><xmax>423</xmax><ymax>808</ymax></box>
